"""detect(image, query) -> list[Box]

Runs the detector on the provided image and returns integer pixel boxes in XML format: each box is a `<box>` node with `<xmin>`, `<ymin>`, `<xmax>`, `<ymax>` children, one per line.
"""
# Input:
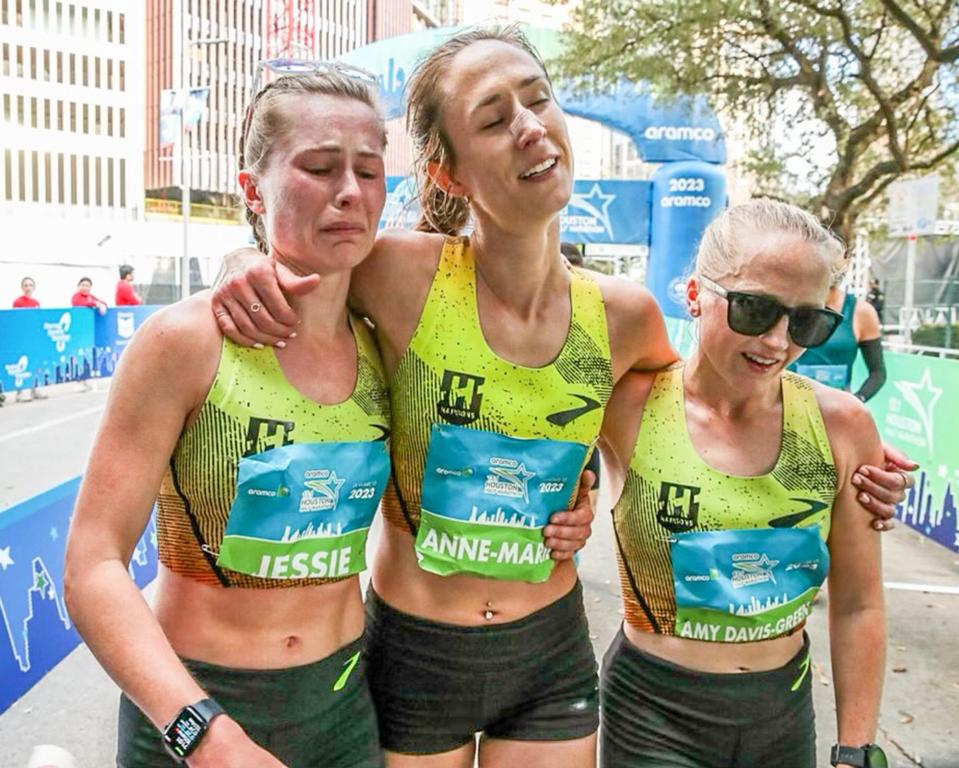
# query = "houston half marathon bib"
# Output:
<box><xmin>415</xmin><ymin>424</ymin><xmax>589</xmax><ymax>583</ymax></box>
<box><xmin>794</xmin><ymin>363</ymin><xmax>849</xmax><ymax>390</ymax></box>
<box><xmin>672</xmin><ymin>527</ymin><xmax>829</xmax><ymax>643</ymax></box>
<box><xmin>217</xmin><ymin>441</ymin><xmax>389</xmax><ymax>580</ymax></box>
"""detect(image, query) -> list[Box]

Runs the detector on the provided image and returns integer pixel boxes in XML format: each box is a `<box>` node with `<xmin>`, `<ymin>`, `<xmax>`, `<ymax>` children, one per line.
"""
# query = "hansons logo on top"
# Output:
<box><xmin>44</xmin><ymin>312</ymin><xmax>72</xmax><ymax>352</ymax></box>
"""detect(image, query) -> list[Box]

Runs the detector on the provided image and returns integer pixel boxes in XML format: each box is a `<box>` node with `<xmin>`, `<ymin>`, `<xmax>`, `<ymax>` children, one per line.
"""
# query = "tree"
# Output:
<box><xmin>550</xmin><ymin>0</ymin><xmax>959</xmax><ymax>241</ymax></box>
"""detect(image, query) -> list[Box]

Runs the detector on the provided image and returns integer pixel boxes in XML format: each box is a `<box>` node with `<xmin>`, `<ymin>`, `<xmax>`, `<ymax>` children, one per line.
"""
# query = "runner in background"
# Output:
<box><xmin>600</xmin><ymin>200</ymin><xmax>886</xmax><ymax>768</ymax></box>
<box><xmin>65</xmin><ymin>69</ymin><xmax>392</xmax><ymax>768</ymax></box>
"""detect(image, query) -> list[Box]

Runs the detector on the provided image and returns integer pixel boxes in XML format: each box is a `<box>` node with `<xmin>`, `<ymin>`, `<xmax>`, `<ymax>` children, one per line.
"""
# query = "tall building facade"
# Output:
<box><xmin>1</xmin><ymin>0</ymin><xmax>145</xmax><ymax>220</ymax></box>
<box><xmin>144</xmin><ymin>0</ymin><xmax>376</xmax><ymax>218</ymax></box>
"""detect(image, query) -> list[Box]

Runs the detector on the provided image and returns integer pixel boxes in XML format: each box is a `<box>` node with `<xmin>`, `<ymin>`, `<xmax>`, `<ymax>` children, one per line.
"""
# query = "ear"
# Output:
<box><xmin>426</xmin><ymin>161</ymin><xmax>468</xmax><ymax>199</ymax></box>
<box><xmin>686</xmin><ymin>276</ymin><xmax>701</xmax><ymax>318</ymax></box>
<box><xmin>238</xmin><ymin>169</ymin><xmax>266</xmax><ymax>215</ymax></box>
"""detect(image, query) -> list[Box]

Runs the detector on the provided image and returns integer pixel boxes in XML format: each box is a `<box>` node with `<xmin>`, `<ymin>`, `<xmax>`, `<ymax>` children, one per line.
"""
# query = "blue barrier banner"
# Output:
<box><xmin>93</xmin><ymin>306</ymin><xmax>162</xmax><ymax>378</ymax></box>
<box><xmin>0</xmin><ymin>308</ymin><xmax>95</xmax><ymax>392</ymax></box>
<box><xmin>0</xmin><ymin>480</ymin><xmax>159</xmax><ymax>713</ymax></box>
<box><xmin>380</xmin><ymin>177</ymin><xmax>651</xmax><ymax>245</ymax></box>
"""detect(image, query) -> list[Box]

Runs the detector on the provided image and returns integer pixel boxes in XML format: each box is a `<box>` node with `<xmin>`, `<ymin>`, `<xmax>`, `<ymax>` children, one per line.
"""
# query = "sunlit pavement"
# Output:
<box><xmin>1</xmin><ymin>384</ymin><xmax>956</xmax><ymax>767</ymax></box>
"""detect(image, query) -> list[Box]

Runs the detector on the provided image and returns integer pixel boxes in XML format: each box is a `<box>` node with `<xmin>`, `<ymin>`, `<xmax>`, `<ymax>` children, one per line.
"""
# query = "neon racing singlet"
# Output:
<box><xmin>612</xmin><ymin>365</ymin><xmax>837</xmax><ymax>642</ymax></box>
<box><xmin>383</xmin><ymin>238</ymin><xmax>613</xmax><ymax>582</ymax></box>
<box><xmin>156</xmin><ymin>316</ymin><xmax>391</xmax><ymax>588</ymax></box>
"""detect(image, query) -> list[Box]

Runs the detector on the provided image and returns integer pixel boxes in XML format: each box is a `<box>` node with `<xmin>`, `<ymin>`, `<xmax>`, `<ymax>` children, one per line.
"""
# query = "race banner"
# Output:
<box><xmin>0</xmin><ymin>480</ymin><xmax>158</xmax><ymax>713</ymax></box>
<box><xmin>0</xmin><ymin>308</ymin><xmax>95</xmax><ymax>393</ymax></box>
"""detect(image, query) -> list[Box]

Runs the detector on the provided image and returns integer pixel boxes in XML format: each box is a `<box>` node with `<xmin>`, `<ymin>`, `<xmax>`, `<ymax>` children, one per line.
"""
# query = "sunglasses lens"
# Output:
<box><xmin>727</xmin><ymin>293</ymin><xmax>781</xmax><ymax>336</ymax></box>
<box><xmin>789</xmin><ymin>308</ymin><xmax>842</xmax><ymax>347</ymax></box>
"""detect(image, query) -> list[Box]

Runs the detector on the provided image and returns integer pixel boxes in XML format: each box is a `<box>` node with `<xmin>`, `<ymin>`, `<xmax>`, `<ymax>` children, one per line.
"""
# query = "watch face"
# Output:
<box><xmin>866</xmin><ymin>745</ymin><xmax>888</xmax><ymax>768</ymax></box>
<box><xmin>164</xmin><ymin>706</ymin><xmax>205</xmax><ymax>758</ymax></box>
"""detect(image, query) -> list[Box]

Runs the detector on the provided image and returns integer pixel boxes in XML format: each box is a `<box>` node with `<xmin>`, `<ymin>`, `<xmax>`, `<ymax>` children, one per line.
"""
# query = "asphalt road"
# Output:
<box><xmin>1</xmin><ymin>383</ymin><xmax>957</xmax><ymax>767</ymax></box>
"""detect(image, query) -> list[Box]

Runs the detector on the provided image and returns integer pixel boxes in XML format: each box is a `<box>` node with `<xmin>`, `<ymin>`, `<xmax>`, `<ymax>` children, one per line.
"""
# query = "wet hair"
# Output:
<box><xmin>21</xmin><ymin>276</ymin><xmax>35</xmax><ymax>288</ymax></box>
<box><xmin>695</xmin><ymin>198</ymin><xmax>845</xmax><ymax>284</ymax></box>
<box><xmin>406</xmin><ymin>25</ymin><xmax>551</xmax><ymax>235</ymax></box>
<box><xmin>119</xmin><ymin>264</ymin><xmax>134</xmax><ymax>279</ymax></box>
<box><xmin>239</xmin><ymin>71</ymin><xmax>386</xmax><ymax>254</ymax></box>
<box><xmin>560</xmin><ymin>242</ymin><xmax>583</xmax><ymax>266</ymax></box>
<box><xmin>78</xmin><ymin>277</ymin><xmax>92</xmax><ymax>286</ymax></box>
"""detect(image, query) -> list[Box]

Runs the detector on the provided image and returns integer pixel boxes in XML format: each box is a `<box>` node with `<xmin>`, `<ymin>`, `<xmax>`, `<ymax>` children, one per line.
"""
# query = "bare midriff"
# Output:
<box><xmin>371</xmin><ymin>523</ymin><xmax>578</xmax><ymax>626</ymax></box>
<box><xmin>153</xmin><ymin>566</ymin><xmax>365</xmax><ymax>669</ymax></box>
<box><xmin>623</xmin><ymin>622</ymin><xmax>805</xmax><ymax>674</ymax></box>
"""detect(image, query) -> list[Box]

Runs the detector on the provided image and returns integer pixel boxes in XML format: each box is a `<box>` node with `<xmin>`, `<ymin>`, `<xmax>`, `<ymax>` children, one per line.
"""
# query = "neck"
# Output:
<box><xmin>826</xmin><ymin>284</ymin><xmax>845</xmax><ymax>310</ymax></box>
<box><xmin>272</xmin><ymin>253</ymin><xmax>352</xmax><ymax>341</ymax></box>
<box><xmin>684</xmin><ymin>352</ymin><xmax>782</xmax><ymax>419</ymax></box>
<box><xmin>469</xmin><ymin>217</ymin><xmax>566</xmax><ymax>316</ymax></box>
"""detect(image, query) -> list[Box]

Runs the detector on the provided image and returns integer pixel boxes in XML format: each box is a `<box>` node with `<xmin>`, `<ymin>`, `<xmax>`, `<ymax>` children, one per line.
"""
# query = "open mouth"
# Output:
<box><xmin>519</xmin><ymin>157</ymin><xmax>557</xmax><ymax>179</ymax></box>
<box><xmin>742</xmin><ymin>352</ymin><xmax>780</xmax><ymax>370</ymax></box>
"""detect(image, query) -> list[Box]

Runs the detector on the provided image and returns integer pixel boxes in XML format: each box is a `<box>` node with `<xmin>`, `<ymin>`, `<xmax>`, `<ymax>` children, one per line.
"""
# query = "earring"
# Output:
<box><xmin>689</xmin><ymin>306</ymin><xmax>700</xmax><ymax>317</ymax></box>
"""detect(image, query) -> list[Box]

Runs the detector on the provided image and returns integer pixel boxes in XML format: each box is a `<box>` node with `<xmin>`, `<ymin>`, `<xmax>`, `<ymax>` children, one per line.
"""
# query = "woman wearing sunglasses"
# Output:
<box><xmin>599</xmin><ymin>199</ymin><xmax>887</xmax><ymax>768</ymax></box>
<box><xmin>65</xmin><ymin>71</ymin><xmax>390</xmax><ymax>768</ymax></box>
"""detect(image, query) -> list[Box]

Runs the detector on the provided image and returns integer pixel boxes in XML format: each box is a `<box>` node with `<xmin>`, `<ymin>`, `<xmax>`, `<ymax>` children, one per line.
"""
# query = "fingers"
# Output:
<box><xmin>216</xmin><ymin>294</ymin><xmax>287</xmax><ymax>348</ymax></box>
<box><xmin>872</xmin><ymin>517</ymin><xmax>896</xmax><ymax>532</ymax></box>
<box><xmin>224</xmin><ymin>274</ymin><xmax>296</xmax><ymax>342</ymax></box>
<box><xmin>545</xmin><ymin>471</ymin><xmax>597</xmax><ymax>561</ymax></box>
<box><xmin>854</xmin><ymin>465</ymin><xmax>910</xmax><ymax>508</ymax></box>
<box><xmin>277</xmin><ymin>262</ymin><xmax>322</xmax><ymax>297</ymax></box>
<box><xmin>213</xmin><ymin>309</ymin><xmax>264</xmax><ymax>348</ymax></box>
<box><xmin>880</xmin><ymin>441</ymin><xmax>920</xmax><ymax>472</ymax></box>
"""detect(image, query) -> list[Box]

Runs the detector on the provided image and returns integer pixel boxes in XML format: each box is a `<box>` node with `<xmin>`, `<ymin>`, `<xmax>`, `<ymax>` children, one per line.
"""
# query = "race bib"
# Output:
<box><xmin>416</xmin><ymin>424</ymin><xmax>589</xmax><ymax>582</ymax></box>
<box><xmin>671</xmin><ymin>527</ymin><xmax>829</xmax><ymax>643</ymax></box>
<box><xmin>217</xmin><ymin>441</ymin><xmax>389</xmax><ymax>580</ymax></box>
<box><xmin>795</xmin><ymin>363</ymin><xmax>849</xmax><ymax>390</ymax></box>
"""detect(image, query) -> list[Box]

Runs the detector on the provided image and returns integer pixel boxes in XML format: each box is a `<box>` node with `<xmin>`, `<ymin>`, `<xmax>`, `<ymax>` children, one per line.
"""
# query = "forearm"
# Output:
<box><xmin>66</xmin><ymin>559</ymin><xmax>206</xmax><ymax>728</ymax></box>
<box><xmin>854</xmin><ymin>339</ymin><xmax>886</xmax><ymax>402</ymax></box>
<box><xmin>830</xmin><ymin>605</ymin><xmax>886</xmax><ymax>746</ymax></box>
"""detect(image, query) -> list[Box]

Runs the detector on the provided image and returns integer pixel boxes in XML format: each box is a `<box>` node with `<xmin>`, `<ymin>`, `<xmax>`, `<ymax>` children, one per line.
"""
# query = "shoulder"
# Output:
<box><xmin>351</xmin><ymin>228</ymin><xmax>445</xmax><ymax>318</ymax></box>
<box><xmin>591</xmin><ymin>271</ymin><xmax>662</xmax><ymax>319</ymax></box>
<box><xmin>807</xmin><ymin>378</ymin><xmax>881</xmax><ymax>472</ymax></box>
<box><xmin>852</xmin><ymin>296</ymin><xmax>881</xmax><ymax>340</ymax></box>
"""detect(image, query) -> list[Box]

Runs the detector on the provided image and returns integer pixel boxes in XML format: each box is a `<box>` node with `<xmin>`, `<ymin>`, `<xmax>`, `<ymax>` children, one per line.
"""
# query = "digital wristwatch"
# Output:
<box><xmin>830</xmin><ymin>743</ymin><xmax>888</xmax><ymax>768</ymax></box>
<box><xmin>161</xmin><ymin>698</ymin><xmax>225</xmax><ymax>762</ymax></box>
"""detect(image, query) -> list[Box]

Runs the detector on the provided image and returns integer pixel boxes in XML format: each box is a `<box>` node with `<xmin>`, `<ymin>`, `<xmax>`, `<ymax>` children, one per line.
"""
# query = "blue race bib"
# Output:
<box><xmin>218</xmin><ymin>441</ymin><xmax>389</xmax><ymax>580</ymax></box>
<box><xmin>416</xmin><ymin>424</ymin><xmax>588</xmax><ymax>582</ymax></box>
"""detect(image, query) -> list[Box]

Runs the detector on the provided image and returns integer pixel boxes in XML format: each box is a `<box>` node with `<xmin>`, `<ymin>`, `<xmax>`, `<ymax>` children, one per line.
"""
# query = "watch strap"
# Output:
<box><xmin>831</xmin><ymin>745</ymin><xmax>867</xmax><ymax>767</ymax></box>
<box><xmin>191</xmin><ymin>697</ymin><xmax>225</xmax><ymax>724</ymax></box>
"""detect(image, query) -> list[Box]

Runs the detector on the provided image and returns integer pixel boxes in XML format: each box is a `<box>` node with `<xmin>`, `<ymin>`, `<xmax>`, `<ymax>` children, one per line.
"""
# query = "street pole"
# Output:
<box><xmin>179</xmin><ymin>0</ymin><xmax>190</xmax><ymax>300</ymax></box>
<box><xmin>903</xmin><ymin>233</ymin><xmax>917</xmax><ymax>343</ymax></box>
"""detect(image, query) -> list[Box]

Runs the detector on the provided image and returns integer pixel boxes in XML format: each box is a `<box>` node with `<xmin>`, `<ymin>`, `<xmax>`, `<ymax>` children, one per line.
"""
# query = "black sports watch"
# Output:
<box><xmin>162</xmin><ymin>698</ymin><xmax>225</xmax><ymax>762</ymax></box>
<box><xmin>830</xmin><ymin>743</ymin><xmax>888</xmax><ymax>768</ymax></box>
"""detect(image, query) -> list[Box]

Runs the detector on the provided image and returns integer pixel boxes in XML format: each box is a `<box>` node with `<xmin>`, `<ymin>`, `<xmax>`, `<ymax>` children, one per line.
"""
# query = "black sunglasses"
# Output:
<box><xmin>699</xmin><ymin>275</ymin><xmax>843</xmax><ymax>348</ymax></box>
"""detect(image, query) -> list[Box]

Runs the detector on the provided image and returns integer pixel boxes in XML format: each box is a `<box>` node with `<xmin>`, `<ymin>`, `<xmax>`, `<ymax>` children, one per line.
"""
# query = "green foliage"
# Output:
<box><xmin>912</xmin><ymin>323</ymin><xmax>959</xmax><ymax>349</ymax></box>
<box><xmin>551</xmin><ymin>0</ymin><xmax>959</xmax><ymax>239</ymax></box>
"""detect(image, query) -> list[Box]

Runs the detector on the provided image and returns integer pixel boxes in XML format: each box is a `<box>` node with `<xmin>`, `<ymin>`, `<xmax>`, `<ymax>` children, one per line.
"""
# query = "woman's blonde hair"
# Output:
<box><xmin>239</xmin><ymin>72</ymin><xmax>386</xmax><ymax>253</ymax></box>
<box><xmin>695</xmin><ymin>198</ymin><xmax>846</xmax><ymax>284</ymax></box>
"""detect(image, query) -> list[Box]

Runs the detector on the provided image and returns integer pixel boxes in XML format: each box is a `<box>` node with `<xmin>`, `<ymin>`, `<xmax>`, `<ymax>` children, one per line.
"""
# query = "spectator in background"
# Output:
<box><xmin>561</xmin><ymin>241</ymin><xmax>584</xmax><ymax>267</ymax></box>
<box><xmin>12</xmin><ymin>276</ymin><xmax>40</xmax><ymax>308</ymax></box>
<box><xmin>71</xmin><ymin>277</ymin><xmax>107</xmax><ymax>315</ymax></box>
<box><xmin>115</xmin><ymin>264</ymin><xmax>143</xmax><ymax>306</ymax></box>
<box><xmin>11</xmin><ymin>276</ymin><xmax>46</xmax><ymax>401</ymax></box>
<box><xmin>866</xmin><ymin>278</ymin><xmax>885</xmax><ymax>322</ymax></box>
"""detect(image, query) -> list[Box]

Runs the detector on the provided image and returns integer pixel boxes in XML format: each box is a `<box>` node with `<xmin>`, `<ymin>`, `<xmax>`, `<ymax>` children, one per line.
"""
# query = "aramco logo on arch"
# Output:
<box><xmin>644</xmin><ymin>126</ymin><xmax>717</xmax><ymax>142</ymax></box>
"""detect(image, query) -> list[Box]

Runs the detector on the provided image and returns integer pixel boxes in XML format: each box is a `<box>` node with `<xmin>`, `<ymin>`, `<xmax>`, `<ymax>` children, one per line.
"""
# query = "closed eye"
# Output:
<box><xmin>482</xmin><ymin>118</ymin><xmax>504</xmax><ymax>130</ymax></box>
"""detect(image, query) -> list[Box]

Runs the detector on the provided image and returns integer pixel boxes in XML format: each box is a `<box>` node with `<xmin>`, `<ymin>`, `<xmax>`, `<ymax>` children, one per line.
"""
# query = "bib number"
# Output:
<box><xmin>415</xmin><ymin>424</ymin><xmax>588</xmax><ymax>582</ymax></box>
<box><xmin>217</xmin><ymin>440</ymin><xmax>389</xmax><ymax>580</ymax></box>
<box><xmin>671</xmin><ymin>527</ymin><xmax>828</xmax><ymax>643</ymax></box>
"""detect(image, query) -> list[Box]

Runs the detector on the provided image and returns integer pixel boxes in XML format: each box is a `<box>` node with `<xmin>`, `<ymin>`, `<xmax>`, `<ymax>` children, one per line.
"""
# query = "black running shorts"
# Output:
<box><xmin>600</xmin><ymin>627</ymin><xmax>815</xmax><ymax>768</ymax></box>
<box><xmin>116</xmin><ymin>635</ymin><xmax>383</xmax><ymax>768</ymax></box>
<box><xmin>365</xmin><ymin>581</ymin><xmax>599</xmax><ymax>755</ymax></box>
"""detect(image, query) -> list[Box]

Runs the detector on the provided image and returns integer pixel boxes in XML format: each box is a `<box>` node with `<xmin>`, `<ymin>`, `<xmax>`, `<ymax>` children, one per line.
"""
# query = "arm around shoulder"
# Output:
<box><xmin>595</xmin><ymin>274</ymin><xmax>680</xmax><ymax>380</ymax></box>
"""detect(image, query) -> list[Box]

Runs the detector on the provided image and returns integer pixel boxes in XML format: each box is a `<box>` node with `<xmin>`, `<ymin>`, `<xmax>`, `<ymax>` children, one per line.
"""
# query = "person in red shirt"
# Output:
<box><xmin>11</xmin><ymin>276</ymin><xmax>47</xmax><ymax>401</ymax></box>
<box><xmin>115</xmin><ymin>264</ymin><xmax>143</xmax><ymax>306</ymax></box>
<box><xmin>71</xmin><ymin>276</ymin><xmax>107</xmax><ymax>314</ymax></box>
<box><xmin>12</xmin><ymin>276</ymin><xmax>40</xmax><ymax>308</ymax></box>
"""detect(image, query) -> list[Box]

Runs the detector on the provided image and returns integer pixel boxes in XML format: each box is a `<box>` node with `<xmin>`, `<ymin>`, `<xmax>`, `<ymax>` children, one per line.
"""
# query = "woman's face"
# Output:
<box><xmin>439</xmin><ymin>41</ymin><xmax>573</xmax><ymax>230</ymax></box>
<box><xmin>694</xmin><ymin>231</ymin><xmax>832</xmax><ymax>387</ymax></box>
<box><xmin>246</xmin><ymin>94</ymin><xmax>386</xmax><ymax>276</ymax></box>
